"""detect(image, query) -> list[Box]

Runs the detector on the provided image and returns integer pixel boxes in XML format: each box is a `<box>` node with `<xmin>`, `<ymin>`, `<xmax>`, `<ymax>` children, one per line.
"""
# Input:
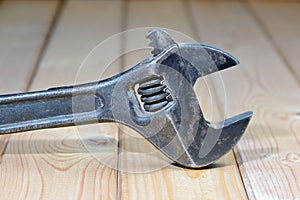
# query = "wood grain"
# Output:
<box><xmin>0</xmin><ymin>1</ymin><xmax>123</xmax><ymax>199</ymax></box>
<box><xmin>118</xmin><ymin>1</ymin><xmax>247</xmax><ymax>199</ymax></box>
<box><xmin>189</xmin><ymin>1</ymin><xmax>300</xmax><ymax>199</ymax></box>
<box><xmin>0</xmin><ymin>0</ymin><xmax>59</xmax><ymax>162</ymax></box>
<box><xmin>1</xmin><ymin>1</ymin><xmax>300</xmax><ymax>199</ymax></box>
<box><xmin>248</xmin><ymin>1</ymin><xmax>300</xmax><ymax>82</ymax></box>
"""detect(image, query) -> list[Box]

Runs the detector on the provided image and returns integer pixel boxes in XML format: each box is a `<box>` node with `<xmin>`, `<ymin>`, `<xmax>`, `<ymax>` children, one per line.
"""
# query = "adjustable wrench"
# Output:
<box><xmin>0</xmin><ymin>29</ymin><xmax>252</xmax><ymax>168</ymax></box>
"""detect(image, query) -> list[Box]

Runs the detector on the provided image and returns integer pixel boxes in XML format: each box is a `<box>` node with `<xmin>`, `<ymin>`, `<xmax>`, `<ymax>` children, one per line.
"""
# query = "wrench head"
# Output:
<box><xmin>111</xmin><ymin>29</ymin><xmax>252</xmax><ymax>168</ymax></box>
<box><xmin>116</xmin><ymin>43</ymin><xmax>252</xmax><ymax>168</ymax></box>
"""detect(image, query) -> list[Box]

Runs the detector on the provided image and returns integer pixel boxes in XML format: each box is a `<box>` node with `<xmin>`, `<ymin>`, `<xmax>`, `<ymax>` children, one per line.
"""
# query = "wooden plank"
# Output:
<box><xmin>0</xmin><ymin>1</ymin><xmax>123</xmax><ymax>199</ymax></box>
<box><xmin>189</xmin><ymin>1</ymin><xmax>300</xmax><ymax>199</ymax></box>
<box><xmin>248</xmin><ymin>1</ymin><xmax>300</xmax><ymax>82</ymax></box>
<box><xmin>0</xmin><ymin>0</ymin><xmax>58</xmax><ymax>94</ymax></box>
<box><xmin>0</xmin><ymin>135</ymin><xmax>9</xmax><ymax>162</ymax></box>
<box><xmin>0</xmin><ymin>1</ymin><xmax>59</xmax><ymax>161</ymax></box>
<box><xmin>118</xmin><ymin>1</ymin><xmax>247</xmax><ymax>199</ymax></box>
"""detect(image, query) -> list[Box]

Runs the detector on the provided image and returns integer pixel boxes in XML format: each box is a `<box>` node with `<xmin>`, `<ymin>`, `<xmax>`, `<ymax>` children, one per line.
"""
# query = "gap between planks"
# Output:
<box><xmin>188</xmin><ymin>1</ymin><xmax>300</xmax><ymax>199</ymax></box>
<box><xmin>117</xmin><ymin>1</ymin><xmax>247</xmax><ymax>200</ymax></box>
<box><xmin>1</xmin><ymin>1</ymin><xmax>123</xmax><ymax>199</ymax></box>
<box><xmin>0</xmin><ymin>0</ymin><xmax>61</xmax><ymax>162</ymax></box>
<box><xmin>244</xmin><ymin>0</ymin><xmax>300</xmax><ymax>86</ymax></box>
<box><xmin>25</xmin><ymin>1</ymin><xmax>66</xmax><ymax>92</ymax></box>
<box><xmin>184</xmin><ymin>0</ymin><xmax>249</xmax><ymax>197</ymax></box>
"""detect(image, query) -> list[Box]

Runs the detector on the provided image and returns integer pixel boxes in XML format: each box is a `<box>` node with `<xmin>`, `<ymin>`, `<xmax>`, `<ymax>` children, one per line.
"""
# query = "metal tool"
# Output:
<box><xmin>0</xmin><ymin>29</ymin><xmax>252</xmax><ymax>168</ymax></box>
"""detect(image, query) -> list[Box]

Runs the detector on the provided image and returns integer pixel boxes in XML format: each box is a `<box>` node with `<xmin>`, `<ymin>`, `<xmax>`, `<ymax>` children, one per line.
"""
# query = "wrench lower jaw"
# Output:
<box><xmin>174</xmin><ymin>111</ymin><xmax>253</xmax><ymax>169</ymax></box>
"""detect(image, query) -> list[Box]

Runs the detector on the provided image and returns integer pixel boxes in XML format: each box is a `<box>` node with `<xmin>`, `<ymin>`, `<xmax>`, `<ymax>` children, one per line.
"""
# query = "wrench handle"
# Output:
<box><xmin>0</xmin><ymin>81</ymin><xmax>114</xmax><ymax>134</ymax></box>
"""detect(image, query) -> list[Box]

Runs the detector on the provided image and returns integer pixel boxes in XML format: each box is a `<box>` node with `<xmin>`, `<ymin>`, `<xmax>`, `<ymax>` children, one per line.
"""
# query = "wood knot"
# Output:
<box><xmin>281</xmin><ymin>152</ymin><xmax>300</xmax><ymax>164</ymax></box>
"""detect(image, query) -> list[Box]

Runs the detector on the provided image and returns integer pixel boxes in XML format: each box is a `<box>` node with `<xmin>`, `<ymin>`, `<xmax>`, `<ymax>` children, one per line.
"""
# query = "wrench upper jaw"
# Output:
<box><xmin>192</xmin><ymin>43</ymin><xmax>240</xmax><ymax>72</ymax></box>
<box><xmin>154</xmin><ymin>43</ymin><xmax>240</xmax><ymax>85</ymax></box>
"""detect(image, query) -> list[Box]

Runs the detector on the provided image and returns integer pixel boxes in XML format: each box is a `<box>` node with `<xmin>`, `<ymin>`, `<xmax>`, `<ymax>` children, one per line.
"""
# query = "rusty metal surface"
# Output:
<box><xmin>0</xmin><ymin>29</ymin><xmax>252</xmax><ymax>168</ymax></box>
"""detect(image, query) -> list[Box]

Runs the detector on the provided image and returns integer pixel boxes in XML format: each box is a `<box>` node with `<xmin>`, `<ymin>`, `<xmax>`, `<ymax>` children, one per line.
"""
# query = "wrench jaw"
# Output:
<box><xmin>146</xmin><ymin>111</ymin><xmax>253</xmax><ymax>168</ymax></box>
<box><xmin>194</xmin><ymin>43</ymin><xmax>240</xmax><ymax>72</ymax></box>
<box><xmin>174</xmin><ymin>111</ymin><xmax>253</xmax><ymax>168</ymax></box>
<box><xmin>154</xmin><ymin>43</ymin><xmax>240</xmax><ymax>85</ymax></box>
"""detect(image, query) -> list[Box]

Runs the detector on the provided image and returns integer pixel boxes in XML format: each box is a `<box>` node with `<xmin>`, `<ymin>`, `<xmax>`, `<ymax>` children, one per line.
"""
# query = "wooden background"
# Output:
<box><xmin>0</xmin><ymin>0</ymin><xmax>299</xmax><ymax>199</ymax></box>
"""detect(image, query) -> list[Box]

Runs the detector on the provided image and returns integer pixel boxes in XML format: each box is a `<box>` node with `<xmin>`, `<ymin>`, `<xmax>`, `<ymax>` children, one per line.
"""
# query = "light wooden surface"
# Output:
<box><xmin>0</xmin><ymin>0</ymin><xmax>300</xmax><ymax>199</ymax></box>
<box><xmin>0</xmin><ymin>0</ymin><xmax>59</xmax><ymax>162</ymax></box>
